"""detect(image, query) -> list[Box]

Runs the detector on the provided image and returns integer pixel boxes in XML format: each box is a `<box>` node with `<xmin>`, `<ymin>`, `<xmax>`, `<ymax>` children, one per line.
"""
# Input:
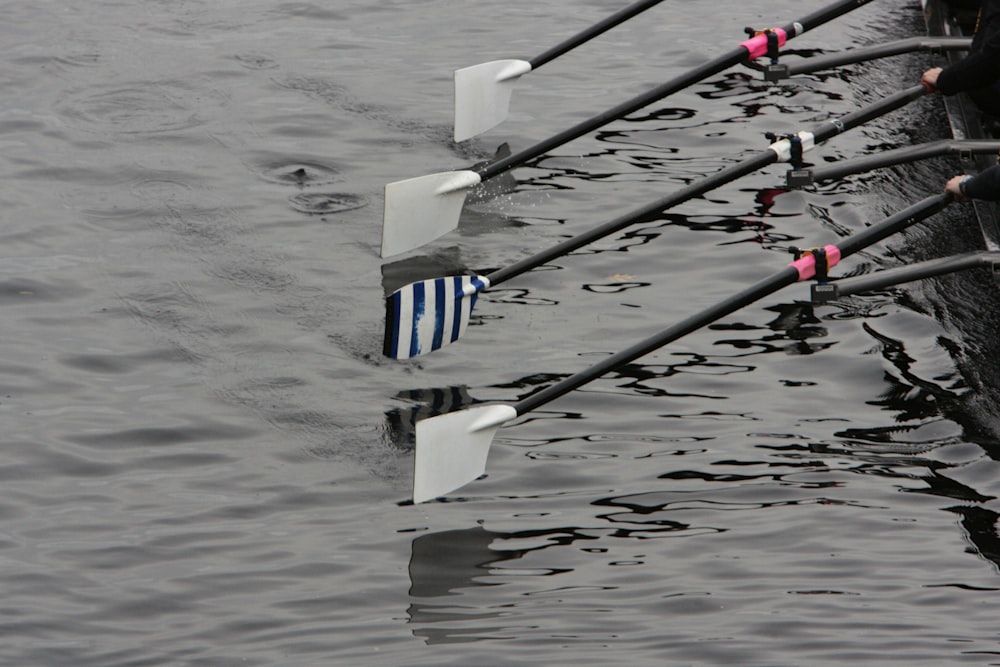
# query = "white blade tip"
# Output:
<box><xmin>454</xmin><ymin>59</ymin><xmax>532</xmax><ymax>142</ymax></box>
<box><xmin>381</xmin><ymin>170</ymin><xmax>481</xmax><ymax>258</ymax></box>
<box><xmin>412</xmin><ymin>404</ymin><xmax>517</xmax><ymax>503</ymax></box>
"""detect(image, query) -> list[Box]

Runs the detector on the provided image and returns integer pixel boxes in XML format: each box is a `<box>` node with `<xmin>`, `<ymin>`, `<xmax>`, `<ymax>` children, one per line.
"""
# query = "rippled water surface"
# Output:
<box><xmin>4</xmin><ymin>0</ymin><xmax>1000</xmax><ymax>664</ymax></box>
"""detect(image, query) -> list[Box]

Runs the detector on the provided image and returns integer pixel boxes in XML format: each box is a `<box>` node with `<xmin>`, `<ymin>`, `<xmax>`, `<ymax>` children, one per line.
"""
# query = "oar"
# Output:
<box><xmin>411</xmin><ymin>193</ymin><xmax>953</xmax><ymax>503</ymax></box>
<box><xmin>454</xmin><ymin>0</ymin><xmax>669</xmax><ymax>142</ymax></box>
<box><xmin>812</xmin><ymin>251</ymin><xmax>1000</xmax><ymax>300</ymax></box>
<box><xmin>749</xmin><ymin>36</ymin><xmax>970</xmax><ymax>80</ymax></box>
<box><xmin>385</xmin><ymin>85</ymin><xmax>929</xmax><ymax>360</ymax></box>
<box><xmin>382</xmin><ymin>0</ymin><xmax>879</xmax><ymax>258</ymax></box>
<box><xmin>787</xmin><ymin>139</ymin><xmax>1000</xmax><ymax>187</ymax></box>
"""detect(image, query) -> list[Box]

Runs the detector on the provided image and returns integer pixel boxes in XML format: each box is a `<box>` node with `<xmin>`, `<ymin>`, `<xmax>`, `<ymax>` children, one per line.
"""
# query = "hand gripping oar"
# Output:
<box><xmin>454</xmin><ymin>0</ymin><xmax>669</xmax><ymax>142</ymax></box>
<box><xmin>382</xmin><ymin>0</ymin><xmax>878</xmax><ymax>258</ymax></box>
<box><xmin>385</xmin><ymin>85</ymin><xmax>930</xmax><ymax>360</ymax></box>
<box><xmin>410</xmin><ymin>193</ymin><xmax>953</xmax><ymax>503</ymax></box>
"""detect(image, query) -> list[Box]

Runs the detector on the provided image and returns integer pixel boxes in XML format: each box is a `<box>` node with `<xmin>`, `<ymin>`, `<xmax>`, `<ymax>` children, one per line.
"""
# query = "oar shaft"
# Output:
<box><xmin>514</xmin><ymin>268</ymin><xmax>801</xmax><ymax>415</ymax></box>
<box><xmin>782</xmin><ymin>37</ymin><xmax>971</xmax><ymax>75</ymax></box>
<box><xmin>808</xmin><ymin>140</ymin><xmax>1000</xmax><ymax>184</ymax></box>
<box><xmin>486</xmin><ymin>85</ymin><xmax>929</xmax><ymax>288</ymax></box>
<box><xmin>478</xmin><ymin>49</ymin><xmax>749</xmax><ymax>180</ymax></box>
<box><xmin>530</xmin><ymin>0</ymin><xmax>667</xmax><ymax>70</ymax></box>
<box><xmin>830</xmin><ymin>251</ymin><xmax>998</xmax><ymax>296</ymax></box>
<box><xmin>478</xmin><ymin>0</ymin><xmax>878</xmax><ymax>182</ymax></box>
<box><xmin>795</xmin><ymin>0</ymin><xmax>876</xmax><ymax>31</ymax></box>
<box><xmin>512</xmin><ymin>193</ymin><xmax>952</xmax><ymax>416</ymax></box>
<box><xmin>485</xmin><ymin>152</ymin><xmax>776</xmax><ymax>285</ymax></box>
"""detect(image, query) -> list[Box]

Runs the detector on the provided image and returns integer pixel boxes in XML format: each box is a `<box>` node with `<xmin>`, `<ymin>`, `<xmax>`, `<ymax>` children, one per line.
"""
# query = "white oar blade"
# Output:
<box><xmin>384</xmin><ymin>274</ymin><xmax>489</xmax><ymax>359</ymax></box>
<box><xmin>454</xmin><ymin>59</ymin><xmax>532</xmax><ymax>142</ymax></box>
<box><xmin>413</xmin><ymin>404</ymin><xmax>517</xmax><ymax>503</ymax></box>
<box><xmin>381</xmin><ymin>170</ymin><xmax>481</xmax><ymax>258</ymax></box>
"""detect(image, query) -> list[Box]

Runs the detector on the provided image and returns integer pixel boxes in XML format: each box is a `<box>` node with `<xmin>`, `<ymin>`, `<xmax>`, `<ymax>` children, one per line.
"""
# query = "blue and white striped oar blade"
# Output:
<box><xmin>381</xmin><ymin>170</ymin><xmax>482</xmax><ymax>258</ymax></box>
<box><xmin>454</xmin><ymin>59</ymin><xmax>532</xmax><ymax>142</ymax></box>
<box><xmin>385</xmin><ymin>274</ymin><xmax>491</xmax><ymax>360</ymax></box>
<box><xmin>413</xmin><ymin>403</ymin><xmax>517</xmax><ymax>503</ymax></box>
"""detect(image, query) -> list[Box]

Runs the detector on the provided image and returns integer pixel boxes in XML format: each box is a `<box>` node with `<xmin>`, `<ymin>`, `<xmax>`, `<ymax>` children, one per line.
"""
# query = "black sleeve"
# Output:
<box><xmin>964</xmin><ymin>164</ymin><xmax>1000</xmax><ymax>201</ymax></box>
<box><xmin>938</xmin><ymin>9</ymin><xmax>1000</xmax><ymax>94</ymax></box>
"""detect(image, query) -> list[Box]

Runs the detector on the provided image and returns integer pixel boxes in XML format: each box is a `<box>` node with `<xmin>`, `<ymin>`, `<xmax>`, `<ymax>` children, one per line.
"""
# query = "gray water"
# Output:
<box><xmin>4</xmin><ymin>0</ymin><xmax>1000</xmax><ymax>664</ymax></box>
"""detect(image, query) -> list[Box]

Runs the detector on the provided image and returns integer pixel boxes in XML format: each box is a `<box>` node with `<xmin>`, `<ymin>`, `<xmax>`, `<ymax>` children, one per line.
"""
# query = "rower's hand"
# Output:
<box><xmin>921</xmin><ymin>67</ymin><xmax>942</xmax><ymax>93</ymax></box>
<box><xmin>945</xmin><ymin>174</ymin><xmax>969</xmax><ymax>202</ymax></box>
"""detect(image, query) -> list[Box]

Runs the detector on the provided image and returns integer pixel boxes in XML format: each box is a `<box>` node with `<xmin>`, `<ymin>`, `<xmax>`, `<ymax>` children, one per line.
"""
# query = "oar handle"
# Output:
<box><xmin>478</xmin><ymin>0</ymin><xmax>878</xmax><ymax>182</ymax></box>
<box><xmin>782</xmin><ymin>37</ymin><xmax>972</xmax><ymax>76</ymax></box>
<box><xmin>511</xmin><ymin>193</ymin><xmax>952</xmax><ymax>416</ymax></box>
<box><xmin>478</xmin><ymin>48</ymin><xmax>748</xmax><ymax>181</ymax></box>
<box><xmin>808</xmin><ymin>140</ymin><xmax>1000</xmax><ymax>184</ymax></box>
<box><xmin>530</xmin><ymin>0</ymin><xmax>668</xmax><ymax>70</ymax></box>
<box><xmin>834</xmin><ymin>193</ymin><xmax>952</xmax><ymax>257</ymax></box>
<box><xmin>831</xmin><ymin>251</ymin><xmax>998</xmax><ymax>296</ymax></box>
<box><xmin>513</xmin><ymin>268</ymin><xmax>802</xmax><ymax>415</ymax></box>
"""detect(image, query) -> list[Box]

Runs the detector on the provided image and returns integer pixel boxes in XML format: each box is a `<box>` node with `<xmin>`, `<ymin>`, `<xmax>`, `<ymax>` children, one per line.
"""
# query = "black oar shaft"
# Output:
<box><xmin>808</xmin><ymin>140</ymin><xmax>1000</xmax><ymax>183</ymax></box>
<box><xmin>479</xmin><ymin>49</ymin><xmax>751</xmax><ymax>180</ymax></box>
<box><xmin>833</xmin><ymin>193</ymin><xmax>950</xmax><ymax>255</ymax></box>
<box><xmin>831</xmin><ymin>251</ymin><xmax>998</xmax><ymax>296</ymax></box>
<box><xmin>486</xmin><ymin>153</ymin><xmax>775</xmax><ymax>285</ymax></box>
<box><xmin>782</xmin><ymin>37</ymin><xmax>970</xmax><ymax>75</ymax></box>
<box><xmin>479</xmin><ymin>0</ymin><xmax>878</xmax><ymax>182</ymax></box>
<box><xmin>530</xmin><ymin>0</ymin><xmax>667</xmax><ymax>70</ymax></box>
<box><xmin>486</xmin><ymin>85</ymin><xmax>929</xmax><ymax>287</ymax></box>
<box><xmin>513</xmin><ymin>269</ymin><xmax>800</xmax><ymax>415</ymax></box>
<box><xmin>795</xmin><ymin>0</ymin><xmax>876</xmax><ymax>30</ymax></box>
<box><xmin>810</xmin><ymin>85</ymin><xmax>927</xmax><ymax>143</ymax></box>
<box><xmin>512</xmin><ymin>193</ymin><xmax>952</xmax><ymax>416</ymax></box>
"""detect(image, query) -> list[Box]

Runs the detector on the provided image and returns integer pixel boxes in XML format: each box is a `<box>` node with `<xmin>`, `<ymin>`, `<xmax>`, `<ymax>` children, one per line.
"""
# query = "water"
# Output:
<box><xmin>4</xmin><ymin>0</ymin><xmax>1000</xmax><ymax>664</ymax></box>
